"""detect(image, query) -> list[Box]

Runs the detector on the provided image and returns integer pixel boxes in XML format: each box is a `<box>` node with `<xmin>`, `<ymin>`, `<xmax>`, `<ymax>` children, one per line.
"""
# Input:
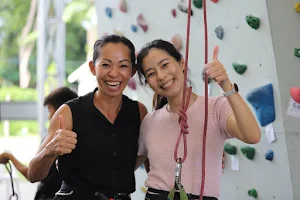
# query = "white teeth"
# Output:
<box><xmin>161</xmin><ymin>79</ymin><xmax>174</xmax><ymax>89</ymax></box>
<box><xmin>105</xmin><ymin>81</ymin><xmax>121</xmax><ymax>86</ymax></box>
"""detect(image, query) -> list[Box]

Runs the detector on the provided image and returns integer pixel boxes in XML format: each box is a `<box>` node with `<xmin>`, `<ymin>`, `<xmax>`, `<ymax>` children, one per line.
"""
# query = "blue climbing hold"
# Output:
<box><xmin>105</xmin><ymin>7</ymin><xmax>113</xmax><ymax>18</ymax></box>
<box><xmin>246</xmin><ymin>83</ymin><xmax>275</xmax><ymax>126</ymax></box>
<box><xmin>131</xmin><ymin>24</ymin><xmax>138</xmax><ymax>33</ymax></box>
<box><xmin>265</xmin><ymin>150</ymin><xmax>274</xmax><ymax>161</ymax></box>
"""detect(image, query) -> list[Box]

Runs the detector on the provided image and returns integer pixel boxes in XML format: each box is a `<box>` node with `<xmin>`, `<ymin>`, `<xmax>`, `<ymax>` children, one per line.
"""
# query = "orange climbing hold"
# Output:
<box><xmin>211</xmin><ymin>0</ymin><xmax>218</xmax><ymax>3</ymax></box>
<box><xmin>171</xmin><ymin>34</ymin><xmax>183</xmax><ymax>51</ymax></box>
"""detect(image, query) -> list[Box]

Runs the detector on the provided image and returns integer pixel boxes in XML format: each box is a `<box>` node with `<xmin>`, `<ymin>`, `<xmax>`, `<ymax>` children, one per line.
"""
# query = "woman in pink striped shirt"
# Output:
<box><xmin>135</xmin><ymin>40</ymin><xmax>260</xmax><ymax>200</ymax></box>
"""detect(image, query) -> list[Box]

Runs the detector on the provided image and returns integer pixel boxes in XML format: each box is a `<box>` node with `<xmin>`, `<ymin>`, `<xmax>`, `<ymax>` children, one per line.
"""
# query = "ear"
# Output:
<box><xmin>89</xmin><ymin>61</ymin><xmax>96</xmax><ymax>76</ymax></box>
<box><xmin>179</xmin><ymin>58</ymin><xmax>185</xmax><ymax>71</ymax></box>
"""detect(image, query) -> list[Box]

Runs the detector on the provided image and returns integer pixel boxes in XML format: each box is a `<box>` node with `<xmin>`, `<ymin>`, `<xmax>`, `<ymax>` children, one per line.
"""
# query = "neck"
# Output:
<box><xmin>167</xmin><ymin>85</ymin><xmax>195</xmax><ymax>113</ymax></box>
<box><xmin>94</xmin><ymin>89</ymin><xmax>123</xmax><ymax>114</ymax></box>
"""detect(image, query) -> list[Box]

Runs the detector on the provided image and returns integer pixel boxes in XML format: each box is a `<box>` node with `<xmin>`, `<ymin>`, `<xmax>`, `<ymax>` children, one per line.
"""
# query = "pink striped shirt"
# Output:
<box><xmin>138</xmin><ymin>96</ymin><xmax>233</xmax><ymax>197</ymax></box>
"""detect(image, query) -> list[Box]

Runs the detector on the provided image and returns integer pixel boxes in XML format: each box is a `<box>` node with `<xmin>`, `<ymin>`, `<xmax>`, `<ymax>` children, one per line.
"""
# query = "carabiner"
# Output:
<box><xmin>174</xmin><ymin>158</ymin><xmax>182</xmax><ymax>189</ymax></box>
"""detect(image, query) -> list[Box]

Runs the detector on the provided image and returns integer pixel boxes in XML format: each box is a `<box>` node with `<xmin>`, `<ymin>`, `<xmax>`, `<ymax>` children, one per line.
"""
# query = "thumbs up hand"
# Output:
<box><xmin>46</xmin><ymin>115</ymin><xmax>77</xmax><ymax>157</ymax></box>
<box><xmin>204</xmin><ymin>46</ymin><xmax>232</xmax><ymax>92</ymax></box>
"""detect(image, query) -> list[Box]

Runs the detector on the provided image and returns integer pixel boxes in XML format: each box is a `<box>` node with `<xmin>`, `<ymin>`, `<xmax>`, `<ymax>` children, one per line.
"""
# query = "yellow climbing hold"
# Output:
<box><xmin>141</xmin><ymin>187</ymin><xmax>147</xmax><ymax>193</ymax></box>
<box><xmin>295</xmin><ymin>3</ymin><xmax>300</xmax><ymax>12</ymax></box>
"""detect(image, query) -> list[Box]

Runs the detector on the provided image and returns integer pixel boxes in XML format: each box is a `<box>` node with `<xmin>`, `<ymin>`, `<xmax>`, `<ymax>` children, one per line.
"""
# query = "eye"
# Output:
<box><xmin>120</xmin><ymin>64</ymin><xmax>128</xmax><ymax>68</ymax></box>
<box><xmin>101</xmin><ymin>63</ymin><xmax>109</xmax><ymax>67</ymax></box>
<box><xmin>147</xmin><ymin>72</ymin><xmax>155</xmax><ymax>78</ymax></box>
<box><xmin>162</xmin><ymin>63</ymin><xmax>169</xmax><ymax>68</ymax></box>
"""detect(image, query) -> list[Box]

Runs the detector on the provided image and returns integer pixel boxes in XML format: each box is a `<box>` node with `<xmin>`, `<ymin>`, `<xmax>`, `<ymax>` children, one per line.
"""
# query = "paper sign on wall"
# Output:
<box><xmin>287</xmin><ymin>98</ymin><xmax>300</xmax><ymax>118</ymax></box>
<box><xmin>231</xmin><ymin>155</ymin><xmax>239</xmax><ymax>171</ymax></box>
<box><xmin>265</xmin><ymin>123</ymin><xmax>276</xmax><ymax>143</ymax></box>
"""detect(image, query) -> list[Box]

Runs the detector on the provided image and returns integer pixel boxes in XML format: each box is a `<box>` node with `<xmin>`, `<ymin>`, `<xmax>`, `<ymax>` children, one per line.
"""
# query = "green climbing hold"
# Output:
<box><xmin>193</xmin><ymin>0</ymin><xmax>202</xmax><ymax>9</ymax></box>
<box><xmin>248</xmin><ymin>188</ymin><xmax>258</xmax><ymax>198</ymax></box>
<box><xmin>224</xmin><ymin>143</ymin><xmax>237</xmax><ymax>155</ymax></box>
<box><xmin>246</xmin><ymin>15</ymin><xmax>260</xmax><ymax>29</ymax></box>
<box><xmin>241</xmin><ymin>146</ymin><xmax>255</xmax><ymax>160</ymax></box>
<box><xmin>294</xmin><ymin>48</ymin><xmax>300</xmax><ymax>57</ymax></box>
<box><xmin>232</xmin><ymin>63</ymin><xmax>247</xmax><ymax>75</ymax></box>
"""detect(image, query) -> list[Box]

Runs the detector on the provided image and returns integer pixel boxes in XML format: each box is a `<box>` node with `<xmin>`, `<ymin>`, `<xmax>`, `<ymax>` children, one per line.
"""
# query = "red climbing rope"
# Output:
<box><xmin>173</xmin><ymin>0</ymin><xmax>209</xmax><ymax>199</ymax></box>
<box><xmin>200</xmin><ymin>0</ymin><xmax>209</xmax><ymax>199</ymax></box>
<box><xmin>174</xmin><ymin>0</ymin><xmax>193</xmax><ymax>163</ymax></box>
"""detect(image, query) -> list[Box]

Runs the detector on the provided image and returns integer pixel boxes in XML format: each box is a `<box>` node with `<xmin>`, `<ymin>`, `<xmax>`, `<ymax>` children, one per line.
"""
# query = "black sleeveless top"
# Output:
<box><xmin>58</xmin><ymin>88</ymin><xmax>141</xmax><ymax>194</ymax></box>
<box><xmin>35</xmin><ymin>162</ymin><xmax>61</xmax><ymax>199</ymax></box>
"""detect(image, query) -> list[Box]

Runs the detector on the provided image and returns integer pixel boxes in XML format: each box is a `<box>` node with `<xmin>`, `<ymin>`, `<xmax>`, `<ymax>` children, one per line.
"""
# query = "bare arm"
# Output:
<box><xmin>205</xmin><ymin>46</ymin><xmax>260</xmax><ymax>144</ymax></box>
<box><xmin>135</xmin><ymin>155</ymin><xmax>148</xmax><ymax>171</ymax></box>
<box><xmin>225</xmin><ymin>91</ymin><xmax>261</xmax><ymax>144</ymax></box>
<box><xmin>28</xmin><ymin>104</ymin><xmax>76</xmax><ymax>182</ymax></box>
<box><xmin>135</xmin><ymin>102</ymin><xmax>148</xmax><ymax>171</ymax></box>
<box><xmin>0</xmin><ymin>152</ymin><xmax>29</xmax><ymax>180</ymax></box>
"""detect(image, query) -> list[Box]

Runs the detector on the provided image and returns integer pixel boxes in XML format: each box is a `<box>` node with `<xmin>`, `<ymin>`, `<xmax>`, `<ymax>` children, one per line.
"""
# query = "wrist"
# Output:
<box><xmin>221</xmin><ymin>81</ymin><xmax>233</xmax><ymax>92</ymax></box>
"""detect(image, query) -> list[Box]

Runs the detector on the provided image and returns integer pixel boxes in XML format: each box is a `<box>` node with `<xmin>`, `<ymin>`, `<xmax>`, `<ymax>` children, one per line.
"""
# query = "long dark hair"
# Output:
<box><xmin>152</xmin><ymin>93</ymin><xmax>168</xmax><ymax>110</ymax></box>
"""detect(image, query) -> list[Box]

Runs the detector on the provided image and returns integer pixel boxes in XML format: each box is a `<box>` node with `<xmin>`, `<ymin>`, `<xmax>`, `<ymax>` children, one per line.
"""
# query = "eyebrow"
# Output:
<box><xmin>144</xmin><ymin>58</ymin><xmax>169</xmax><ymax>75</ymax></box>
<box><xmin>101</xmin><ymin>58</ymin><xmax>131</xmax><ymax>63</ymax></box>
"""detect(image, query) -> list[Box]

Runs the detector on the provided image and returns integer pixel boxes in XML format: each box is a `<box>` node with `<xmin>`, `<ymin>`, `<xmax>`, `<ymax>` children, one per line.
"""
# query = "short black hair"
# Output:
<box><xmin>92</xmin><ymin>34</ymin><xmax>136</xmax><ymax>70</ymax></box>
<box><xmin>44</xmin><ymin>87</ymin><xmax>78</xmax><ymax>110</ymax></box>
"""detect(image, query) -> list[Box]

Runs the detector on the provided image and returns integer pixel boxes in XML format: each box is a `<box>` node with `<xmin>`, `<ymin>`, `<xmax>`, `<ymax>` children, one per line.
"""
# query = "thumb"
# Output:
<box><xmin>59</xmin><ymin>115</ymin><xmax>65</xmax><ymax>130</ymax></box>
<box><xmin>212</xmin><ymin>45</ymin><xmax>219</xmax><ymax>60</ymax></box>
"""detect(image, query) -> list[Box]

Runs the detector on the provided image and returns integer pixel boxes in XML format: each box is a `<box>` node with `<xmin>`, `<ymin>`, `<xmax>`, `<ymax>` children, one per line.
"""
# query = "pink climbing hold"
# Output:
<box><xmin>128</xmin><ymin>78</ymin><xmax>137</xmax><ymax>90</ymax></box>
<box><xmin>171</xmin><ymin>9</ymin><xmax>177</xmax><ymax>18</ymax></box>
<box><xmin>211</xmin><ymin>0</ymin><xmax>218</xmax><ymax>3</ymax></box>
<box><xmin>135</xmin><ymin>51</ymin><xmax>139</xmax><ymax>59</ymax></box>
<box><xmin>290</xmin><ymin>87</ymin><xmax>300</xmax><ymax>103</ymax></box>
<box><xmin>119</xmin><ymin>0</ymin><xmax>127</xmax><ymax>13</ymax></box>
<box><xmin>137</xmin><ymin>14</ymin><xmax>148</xmax><ymax>32</ymax></box>
<box><xmin>171</xmin><ymin>34</ymin><xmax>182</xmax><ymax>51</ymax></box>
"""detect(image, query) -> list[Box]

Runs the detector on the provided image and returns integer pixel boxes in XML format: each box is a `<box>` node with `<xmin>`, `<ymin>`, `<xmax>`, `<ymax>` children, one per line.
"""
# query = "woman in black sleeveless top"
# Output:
<box><xmin>27</xmin><ymin>35</ymin><xmax>148</xmax><ymax>200</ymax></box>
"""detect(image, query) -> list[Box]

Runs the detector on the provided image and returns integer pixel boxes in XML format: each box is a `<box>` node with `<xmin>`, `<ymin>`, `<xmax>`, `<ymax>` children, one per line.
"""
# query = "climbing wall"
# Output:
<box><xmin>94</xmin><ymin>0</ymin><xmax>300</xmax><ymax>199</ymax></box>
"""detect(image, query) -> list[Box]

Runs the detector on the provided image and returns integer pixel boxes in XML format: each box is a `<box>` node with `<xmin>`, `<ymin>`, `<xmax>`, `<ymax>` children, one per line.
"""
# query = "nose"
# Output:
<box><xmin>157</xmin><ymin>69</ymin><xmax>166</xmax><ymax>81</ymax></box>
<box><xmin>108</xmin><ymin>67</ymin><xmax>120</xmax><ymax>78</ymax></box>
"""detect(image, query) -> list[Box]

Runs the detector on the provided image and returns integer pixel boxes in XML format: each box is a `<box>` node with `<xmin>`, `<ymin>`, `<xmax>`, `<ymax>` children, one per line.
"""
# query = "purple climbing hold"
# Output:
<box><xmin>171</xmin><ymin>8</ymin><xmax>177</xmax><ymax>18</ymax></box>
<box><xmin>214</xmin><ymin>25</ymin><xmax>224</xmax><ymax>39</ymax></box>
<box><xmin>127</xmin><ymin>77</ymin><xmax>137</xmax><ymax>90</ymax></box>
<box><xmin>105</xmin><ymin>7</ymin><xmax>113</xmax><ymax>18</ymax></box>
<box><xmin>246</xmin><ymin>83</ymin><xmax>276</xmax><ymax>126</ymax></box>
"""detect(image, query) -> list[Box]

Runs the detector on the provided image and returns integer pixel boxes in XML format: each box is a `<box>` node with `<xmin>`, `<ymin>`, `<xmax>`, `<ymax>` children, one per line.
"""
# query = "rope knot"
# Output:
<box><xmin>178</xmin><ymin>107</ymin><xmax>189</xmax><ymax>134</ymax></box>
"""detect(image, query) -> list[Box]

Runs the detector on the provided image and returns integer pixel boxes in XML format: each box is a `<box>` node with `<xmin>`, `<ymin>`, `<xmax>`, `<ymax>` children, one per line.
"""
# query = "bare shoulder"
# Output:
<box><xmin>138</xmin><ymin>102</ymin><xmax>148</xmax><ymax>121</ymax></box>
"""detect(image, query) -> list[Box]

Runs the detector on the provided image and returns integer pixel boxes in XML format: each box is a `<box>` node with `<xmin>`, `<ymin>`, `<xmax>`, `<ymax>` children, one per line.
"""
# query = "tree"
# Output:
<box><xmin>0</xmin><ymin>0</ymin><xmax>87</xmax><ymax>88</ymax></box>
<box><xmin>18</xmin><ymin>0</ymin><xmax>37</xmax><ymax>88</ymax></box>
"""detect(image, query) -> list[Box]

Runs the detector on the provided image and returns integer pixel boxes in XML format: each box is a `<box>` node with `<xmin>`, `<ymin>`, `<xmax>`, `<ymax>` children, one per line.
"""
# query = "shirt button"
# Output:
<box><xmin>113</xmin><ymin>152</ymin><xmax>117</xmax><ymax>156</ymax></box>
<box><xmin>112</xmin><ymin>171</ymin><xmax>116</xmax><ymax>176</ymax></box>
<box><xmin>112</xmin><ymin>134</ymin><xmax>116</xmax><ymax>137</ymax></box>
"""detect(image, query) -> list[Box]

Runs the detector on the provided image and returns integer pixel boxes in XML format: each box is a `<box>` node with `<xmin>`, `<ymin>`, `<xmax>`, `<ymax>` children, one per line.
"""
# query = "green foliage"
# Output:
<box><xmin>0</xmin><ymin>86</ymin><xmax>37</xmax><ymax>101</ymax></box>
<box><xmin>0</xmin><ymin>120</ymin><xmax>38</xmax><ymax>137</ymax></box>
<box><xmin>0</xmin><ymin>0</ymin><xmax>87</xmax><ymax>87</ymax></box>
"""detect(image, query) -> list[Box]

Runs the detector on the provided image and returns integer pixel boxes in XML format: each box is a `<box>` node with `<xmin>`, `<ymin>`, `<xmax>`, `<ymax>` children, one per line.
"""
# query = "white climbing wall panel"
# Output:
<box><xmin>94</xmin><ymin>0</ymin><xmax>299</xmax><ymax>199</ymax></box>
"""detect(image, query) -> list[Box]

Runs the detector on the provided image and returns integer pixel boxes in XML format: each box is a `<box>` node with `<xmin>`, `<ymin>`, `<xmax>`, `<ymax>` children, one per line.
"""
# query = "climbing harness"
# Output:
<box><xmin>169</xmin><ymin>0</ymin><xmax>210</xmax><ymax>199</ymax></box>
<box><xmin>4</xmin><ymin>162</ymin><xmax>19</xmax><ymax>200</ymax></box>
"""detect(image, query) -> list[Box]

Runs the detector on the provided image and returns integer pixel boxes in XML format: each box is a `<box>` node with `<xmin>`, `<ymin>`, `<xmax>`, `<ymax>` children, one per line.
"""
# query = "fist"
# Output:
<box><xmin>0</xmin><ymin>152</ymin><xmax>10</xmax><ymax>164</ymax></box>
<box><xmin>46</xmin><ymin>115</ymin><xmax>77</xmax><ymax>157</ymax></box>
<box><xmin>204</xmin><ymin>46</ymin><xmax>232</xmax><ymax>91</ymax></box>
